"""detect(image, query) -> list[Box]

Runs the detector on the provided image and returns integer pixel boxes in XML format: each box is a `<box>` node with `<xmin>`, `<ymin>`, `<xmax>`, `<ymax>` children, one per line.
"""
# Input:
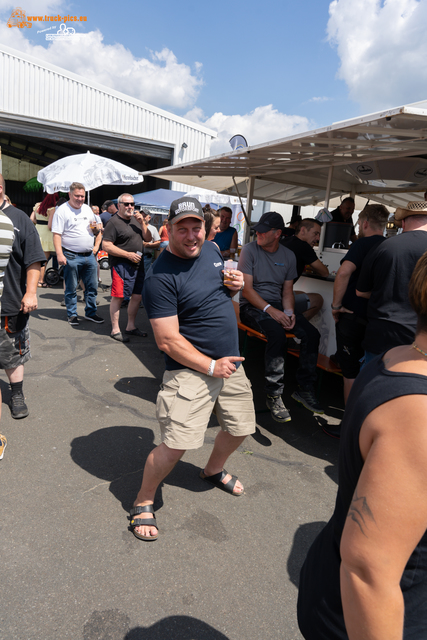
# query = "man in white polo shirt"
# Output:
<box><xmin>52</xmin><ymin>182</ymin><xmax>103</xmax><ymax>326</ymax></box>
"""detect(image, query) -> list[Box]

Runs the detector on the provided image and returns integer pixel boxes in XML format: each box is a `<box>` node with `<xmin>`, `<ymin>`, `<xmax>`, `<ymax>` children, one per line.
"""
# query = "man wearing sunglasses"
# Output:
<box><xmin>102</xmin><ymin>193</ymin><xmax>151</xmax><ymax>342</ymax></box>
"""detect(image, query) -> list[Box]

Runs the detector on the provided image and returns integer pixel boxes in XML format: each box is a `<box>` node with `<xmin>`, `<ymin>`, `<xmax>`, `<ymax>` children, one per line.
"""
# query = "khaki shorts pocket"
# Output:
<box><xmin>156</xmin><ymin>382</ymin><xmax>198</xmax><ymax>425</ymax></box>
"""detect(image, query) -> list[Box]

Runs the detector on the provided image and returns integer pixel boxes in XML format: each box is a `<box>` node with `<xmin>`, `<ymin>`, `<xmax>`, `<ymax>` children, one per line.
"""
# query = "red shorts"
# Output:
<box><xmin>111</xmin><ymin>262</ymin><xmax>145</xmax><ymax>299</ymax></box>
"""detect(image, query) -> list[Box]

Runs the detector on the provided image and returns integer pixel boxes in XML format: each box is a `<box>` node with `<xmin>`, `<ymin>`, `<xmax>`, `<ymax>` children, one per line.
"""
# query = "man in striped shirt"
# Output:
<box><xmin>0</xmin><ymin>175</ymin><xmax>45</xmax><ymax>419</ymax></box>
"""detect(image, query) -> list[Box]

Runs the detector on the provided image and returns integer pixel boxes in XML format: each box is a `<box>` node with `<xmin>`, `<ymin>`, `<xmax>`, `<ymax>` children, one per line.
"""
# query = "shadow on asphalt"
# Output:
<box><xmin>70</xmin><ymin>426</ymin><xmax>214</xmax><ymax>513</ymax></box>
<box><xmin>83</xmin><ymin>610</ymin><xmax>231</xmax><ymax>639</ymax></box>
<box><xmin>287</xmin><ymin>521</ymin><xmax>328</xmax><ymax>587</ymax></box>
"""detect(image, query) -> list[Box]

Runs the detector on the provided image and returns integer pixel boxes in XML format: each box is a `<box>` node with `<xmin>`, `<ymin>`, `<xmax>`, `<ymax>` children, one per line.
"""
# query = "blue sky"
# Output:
<box><xmin>1</xmin><ymin>0</ymin><xmax>427</xmax><ymax>154</ymax></box>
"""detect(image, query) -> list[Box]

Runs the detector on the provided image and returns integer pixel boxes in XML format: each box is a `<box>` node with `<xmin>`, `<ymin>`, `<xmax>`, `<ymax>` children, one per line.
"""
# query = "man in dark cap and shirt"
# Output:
<box><xmin>100</xmin><ymin>200</ymin><xmax>117</xmax><ymax>227</ymax></box>
<box><xmin>129</xmin><ymin>197</ymin><xmax>255</xmax><ymax>542</ymax></box>
<box><xmin>239</xmin><ymin>211</ymin><xmax>323</xmax><ymax>423</ymax></box>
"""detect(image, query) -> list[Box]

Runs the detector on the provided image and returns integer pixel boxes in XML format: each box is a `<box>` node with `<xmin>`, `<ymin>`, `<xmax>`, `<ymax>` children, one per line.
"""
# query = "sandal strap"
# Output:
<box><xmin>130</xmin><ymin>517</ymin><xmax>157</xmax><ymax>528</ymax></box>
<box><xmin>129</xmin><ymin>505</ymin><xmax>154</xmax><ymax>517</ymax></box>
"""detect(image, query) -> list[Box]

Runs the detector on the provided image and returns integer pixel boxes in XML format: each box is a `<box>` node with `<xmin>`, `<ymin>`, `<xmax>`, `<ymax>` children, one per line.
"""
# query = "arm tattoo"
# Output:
<box><xmin>347</xmin><ymin>490</ymin><xmax>376</xmax><ymax>537</ymax></box>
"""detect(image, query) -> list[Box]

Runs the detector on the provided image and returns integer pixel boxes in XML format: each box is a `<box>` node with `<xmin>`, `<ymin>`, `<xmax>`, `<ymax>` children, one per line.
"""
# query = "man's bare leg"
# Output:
<box><xmin>125</xmin><ymin>293</ymin><xmax>142</xmax><ymax>332</ymax></box>
<box><xmin>5</xmin><ymin>365</ymin><xmax>24</xmax><ymax>384</ymax></box>
<box><xmin>110</xmin><ymin>296</ymin><xmax>122</xmax><ymax>335</ymax></box>
<box><xmin>203</xmin><ymin>431</ymin><xmax>247</xmax><ymax>494</ymax></box>
<box><xmin>132</xmin><ymin>443</ymin><xmax>185</xmax><ymax>538</ymax></box>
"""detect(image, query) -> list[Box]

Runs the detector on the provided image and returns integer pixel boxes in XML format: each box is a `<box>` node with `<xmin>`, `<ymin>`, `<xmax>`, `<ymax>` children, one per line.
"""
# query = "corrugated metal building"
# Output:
<box><xmin>0</xmin><ymin>43</ymin><xmax>216</xmax><ymax>210</ymax></box>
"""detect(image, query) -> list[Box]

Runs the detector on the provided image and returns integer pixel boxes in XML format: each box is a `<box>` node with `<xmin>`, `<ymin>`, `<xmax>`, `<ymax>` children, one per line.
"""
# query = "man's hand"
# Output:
<box><xmin>267</xmin><ymin>306</ymin><xmax>295</xmax><ymax>330</ymax></box>
<box><xmin>332</xmin><ymin>306</ymin><xmax>353</xmax><ymax>323</ymax></box>
<box><xmin>128</xmin><ymin>252</ymin><xmax>141</xmax><ymax>263</ymax></box>
<box><xmin>133</xmin><ymin>212</ymin><xmax>145</xmax><ymax>225</ymax></box>
<box><xmin>20</xmin><ymin>293</ymin><xmax>38</xmax><ymax>314</ymax></box>
<box><xmin>222</xmin><ymin>269</ymin><xmax>244</xmax><ymax>292</ymax></box>
<box><xmin>57</xmin><ymin>252</ymin><xmax>67</xmax><ymax>266</ymax></box>
<box><xmin>213</xmin><ymin>356</ymin><xmax>245</xmax><ymax>378</ymax></box>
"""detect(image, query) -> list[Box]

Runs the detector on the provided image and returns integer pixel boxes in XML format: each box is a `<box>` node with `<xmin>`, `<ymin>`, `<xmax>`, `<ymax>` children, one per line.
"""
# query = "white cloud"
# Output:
<box><xmin>308</xmin><ymin>96</ymin><xmax>332</xmax><ymax>103</ymax></box>
<box><xmin>0</xmin><ymin>23</ymin><xmax>203</xmax><ymax>110</ymax></box>
<box><xmin>185</xmin><ymin>105</ymin><xmax>312</xmax><ymax>155</ymax></box>
<box><xmin>327</xmin><ymin>0</ymin><xmax>427</xmax><ymax>111</ymax></box>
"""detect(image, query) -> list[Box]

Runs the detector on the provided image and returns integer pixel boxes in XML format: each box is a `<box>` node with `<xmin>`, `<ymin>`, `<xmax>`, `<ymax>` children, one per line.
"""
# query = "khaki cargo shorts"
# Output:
<box><xmin>156</xmin><ymin>364</ymin><xmax>256</xmax><ymax>450</ymax></box>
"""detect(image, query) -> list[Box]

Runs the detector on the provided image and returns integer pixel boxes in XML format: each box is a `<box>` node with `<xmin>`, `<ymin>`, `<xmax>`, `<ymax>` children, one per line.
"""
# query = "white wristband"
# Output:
<box><xmin>207</xmin><ymin>359</ymin><xmax>216</xmax><ymax>376</ymax></box>
<box><xmin>263</xmin><ymin>304</ymin><xmax>271</xmax><ymax>313</ymax></box>
<box><xmin>283</xmin><ymin>309</ymin><xmax>294</xmax><ymax>316</ymax></box>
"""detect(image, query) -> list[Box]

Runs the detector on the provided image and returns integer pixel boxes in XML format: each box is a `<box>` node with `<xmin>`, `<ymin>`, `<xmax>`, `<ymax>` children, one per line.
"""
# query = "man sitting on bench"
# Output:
<box><xmin>239</xmin><ymin>212</ymin><xmax>324</xmax><ymax>423</ymax></box>
<box><xmin>281</xmin><ymin>218</ymin><xmax>329</xmax><ymax>320</ymax></box>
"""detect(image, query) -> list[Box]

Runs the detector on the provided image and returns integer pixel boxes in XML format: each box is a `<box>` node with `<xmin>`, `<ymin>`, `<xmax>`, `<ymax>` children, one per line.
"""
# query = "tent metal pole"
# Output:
<box><xmin>244</xmin><ymin>176</ymin><xmax>255</xmax><ymax>245</ymax></box>
<box><xmin>319</xmin><ymin>165</ymin><xmax>334</xmax><ymax>253</ymax></box>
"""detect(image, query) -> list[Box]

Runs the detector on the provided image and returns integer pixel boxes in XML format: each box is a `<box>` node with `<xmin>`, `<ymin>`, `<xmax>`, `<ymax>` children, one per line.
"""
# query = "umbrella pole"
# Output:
<box><xmin>88</xmin><ymin>190</ymin><xmax>90</xmax><ymax>206</ymax></box>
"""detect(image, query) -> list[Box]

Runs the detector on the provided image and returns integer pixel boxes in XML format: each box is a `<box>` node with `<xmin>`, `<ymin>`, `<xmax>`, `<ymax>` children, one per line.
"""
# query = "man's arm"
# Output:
<box><xmin>21</xmin><ymin>262</ymin><xmax>42</xmax><ymax>313</ymax></box>
<box><xmin>281</xmin><ymin>279</ymin><xmax>296</xmax><ymax>329</ymax></box>
<box><xmin>102</xmin><ymin>239</ymin><xmax>142</xmax><ymax>265</ymax></box>
<box><xmin>133</xmin><ymin>212</ymin><xmax>152</xmax><ymax>242</ymax></box>
<box><xmin>355</xmin><ymin>289</ymin><xmax>371</xmax><ymax>299</ymax></box>
<box><xmin>150</xmin><ymin>315</ymin><xmax>243</xmax><ymax>378</ymax></box>
<box><xmin>332</xmin><ymin>260</ymin><xmax>356</xmax><ymax>321</ymax></box>
<box><xmin>53</xmin><ymin>232</ymin><xmax>66</xmax><ymax>266</ymax></box>
<box><xmin>242</xmin><ymin>273</ymin><xmax>294</xmax><ymax>329</ymax></box>
<box><xmin>221</xmin><ymin>230</ymin><xmax>238</xmax><ymax>258</ymax></box>
<box><xmin>310</xmin><ymin>258</ymin><xmax>329</xmax><ymax>278</ymax></box>
<box><xmin>93</xmin><ymin>230</ymin><xmax>102</xmax><ymax>254</ymax></box>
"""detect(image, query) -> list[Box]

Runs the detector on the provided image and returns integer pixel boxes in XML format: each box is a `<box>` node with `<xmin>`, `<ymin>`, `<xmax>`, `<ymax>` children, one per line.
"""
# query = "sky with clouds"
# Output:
<box><xmin>1</xmin><ymin>0</ymin><xmax>426</xmax><ymax>154</ymax></box>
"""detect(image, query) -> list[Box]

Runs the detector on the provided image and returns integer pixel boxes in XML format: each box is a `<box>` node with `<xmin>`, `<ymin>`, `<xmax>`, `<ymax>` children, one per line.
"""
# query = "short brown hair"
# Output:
<box><xmin>295</xmin><ymin>218</ymin><xmax>321</xmax><ymax>235</ymax></box>
<box><xmin>69</xmin><ymin>182</ymin><xmax>85</xmax><ymax>193</ymax></box>
<box><xmin>358</xmin><ymin>204</ymin><xmax>389</xmax><ymax>231</ymax></box>
<box><xmin>409</xmin><ymin>252</ymin><xmax>427</xmax><ymax>333</ymax></box>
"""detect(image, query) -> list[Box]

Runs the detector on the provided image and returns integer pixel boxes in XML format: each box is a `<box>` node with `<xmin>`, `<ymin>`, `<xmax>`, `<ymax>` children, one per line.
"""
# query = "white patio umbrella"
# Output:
<box><xmin>37</xmin><ymin>151</ymin><xmax>143</xmax><ymax>200</ymax></box>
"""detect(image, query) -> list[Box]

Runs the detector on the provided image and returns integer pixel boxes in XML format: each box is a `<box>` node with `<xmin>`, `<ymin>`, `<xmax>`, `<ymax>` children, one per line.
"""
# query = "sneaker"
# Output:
<box><xmin>10</xmin><ymin>392</ymin><xmax>29</xmax><ymax>419</ymax></box>
<box><xmin>85</xmin><ymin>314</ymin><xmax>104</xmax><ymax>324</ymax></box>
<box><xmin>291</xmin><ymin>388</ymin><xmax>324</xmax><ymax>414</ymax></box>
<box><xmin>266</xmin><ymin>395</ymin><xmax>291</xmax><ymax>423</ymax></box>
<box><xmin>0</xmin><ymin>434</ymin><xmax>7</xmax><ymax>459</ymax></box>
<box><xmin>322</xmin><ymin>423</ymin><xmax>341</xmax><ymax>439</ymax></box>
<box><xmin>68</xmin><ymin>316</ymin><xmax>79</xmax><ymax>326</ymax></box>
<box><xmin>61</xmin><ymin>299</ymin><xmax>66</xmax><ymax>307</ymax></box>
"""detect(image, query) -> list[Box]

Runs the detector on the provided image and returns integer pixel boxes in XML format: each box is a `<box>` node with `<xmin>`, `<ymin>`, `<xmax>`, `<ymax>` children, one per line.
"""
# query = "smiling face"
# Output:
<box><xmin>168</xmin><ymin>216</ymin><xmax>205</xmax><ymax>259</ymax></box>
<box><xmin>208</xmin><ymin>217</ymin><xmax>221</xmax><ymax>241</ymax></box>
<box><xmin>69</xmin><ymin>188</ymin><xmax>86</xmax><ymax>210</ymax></box>
<box><xmin>340</xmin><ymin>200</ymin><xmax>355</xmax><ymax>220</ymax></box>
<box><xmin>118</xmin><ymin>196</ymin><xmax>135</xmax><ymax>220</ymax></box>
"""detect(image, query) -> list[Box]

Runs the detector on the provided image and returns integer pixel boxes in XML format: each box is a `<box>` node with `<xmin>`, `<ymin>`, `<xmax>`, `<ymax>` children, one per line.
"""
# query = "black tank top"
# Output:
<box><xmin>298</xmin><ymin>354</ymin><xmax>427</xmax><ymax>640</ymax></box>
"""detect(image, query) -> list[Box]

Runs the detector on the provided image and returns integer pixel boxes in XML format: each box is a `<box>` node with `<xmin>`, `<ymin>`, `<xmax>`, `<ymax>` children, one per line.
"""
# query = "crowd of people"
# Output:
<box><xmin>1</xmin><ymin>180</ymin><xmax>427</xmax><ymax>638</ymax></box>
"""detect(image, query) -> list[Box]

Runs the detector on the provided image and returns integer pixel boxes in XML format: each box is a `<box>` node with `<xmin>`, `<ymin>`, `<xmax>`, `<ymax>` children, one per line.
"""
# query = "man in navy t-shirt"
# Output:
<box><xmin>129</xmin><ymin>197</ymin><xmax>255</xmax><ymax>542</ymax></box>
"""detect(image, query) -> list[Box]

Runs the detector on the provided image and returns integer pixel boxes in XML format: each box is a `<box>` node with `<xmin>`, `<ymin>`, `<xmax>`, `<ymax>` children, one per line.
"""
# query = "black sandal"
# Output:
<box><xmin>128</xmin><ymin>505</ymin><xmax>158</xmax><ymax>541</ymax></box>
<box><xmin>199</xmin><ymin>469</ymin><xmax>244</xmax><ymax>496</ymax></box>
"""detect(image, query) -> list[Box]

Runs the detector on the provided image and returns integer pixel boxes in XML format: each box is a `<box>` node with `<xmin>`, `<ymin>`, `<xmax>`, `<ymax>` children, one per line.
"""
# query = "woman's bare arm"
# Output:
<box><xmin>340</xmin><ymin>394</ymin><xmax>427</xmax><ymax>640</ymax></box>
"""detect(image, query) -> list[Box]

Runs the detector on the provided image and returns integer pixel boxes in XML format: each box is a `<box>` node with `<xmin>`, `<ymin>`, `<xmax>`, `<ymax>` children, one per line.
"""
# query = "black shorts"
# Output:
<box><xmin>335</xmin><ymin>313</ymin><xmax>366</xmax><ymax>379</ymax></box>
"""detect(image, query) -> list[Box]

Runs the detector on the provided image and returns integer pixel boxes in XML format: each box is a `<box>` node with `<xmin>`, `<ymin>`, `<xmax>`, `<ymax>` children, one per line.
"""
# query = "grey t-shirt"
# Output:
<box><xmin>238</xmin><ymin>240</ymin><xmax>297</xmax><ymax>307</ymax></box>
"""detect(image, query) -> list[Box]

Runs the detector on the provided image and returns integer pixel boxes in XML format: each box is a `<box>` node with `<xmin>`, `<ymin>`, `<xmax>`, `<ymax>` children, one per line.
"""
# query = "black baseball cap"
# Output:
<box><xmin>253</xmin><ymin>211</ymin><xmax>285</xmax><ymax>232</ymax></box>
<box><xmin>168</xmin><ymin>196</ymin><xmax>204</xmax><ymax>224</ymax></box>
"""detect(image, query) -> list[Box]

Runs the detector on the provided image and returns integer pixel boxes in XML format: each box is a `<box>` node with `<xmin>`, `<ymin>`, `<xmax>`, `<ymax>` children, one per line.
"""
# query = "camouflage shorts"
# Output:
<box><xmin>0</xmin><ymin>325</ymin><xmax>31</xmax><ymax>370</ymax></box>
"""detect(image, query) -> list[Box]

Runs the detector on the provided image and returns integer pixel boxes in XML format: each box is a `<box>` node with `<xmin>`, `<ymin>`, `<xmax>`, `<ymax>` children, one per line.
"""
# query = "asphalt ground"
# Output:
<box><xmin>0</xmin><ymin>271</ymin><xmax>343</xmax><ymax>640</ymax></box>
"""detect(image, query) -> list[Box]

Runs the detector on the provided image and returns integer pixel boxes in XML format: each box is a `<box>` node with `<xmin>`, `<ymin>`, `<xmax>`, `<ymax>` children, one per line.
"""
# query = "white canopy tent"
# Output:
<box><xmin>142</xmin><ymin>99</ymin><xmax>427</xmax><ymax>245</ymax></box>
